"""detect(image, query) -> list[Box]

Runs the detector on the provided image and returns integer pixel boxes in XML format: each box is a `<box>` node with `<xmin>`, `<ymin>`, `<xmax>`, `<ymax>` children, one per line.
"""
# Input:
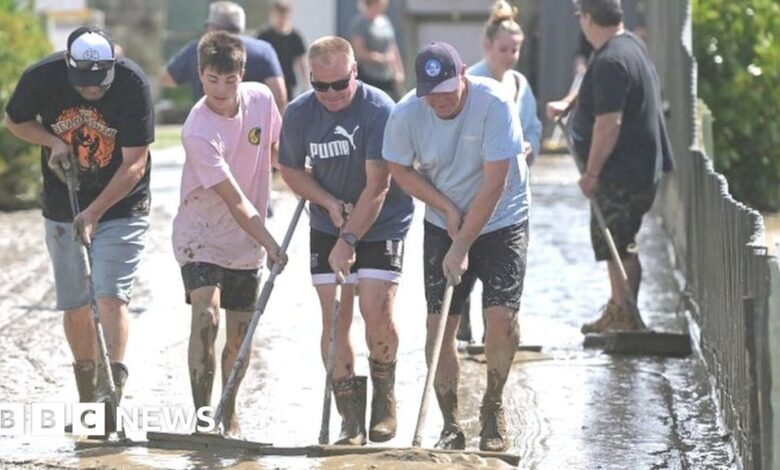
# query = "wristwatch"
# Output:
<box><xmin>340</xmin><ymin>232</ymin><xmax>358</xmax><ymax>247</ymax></box>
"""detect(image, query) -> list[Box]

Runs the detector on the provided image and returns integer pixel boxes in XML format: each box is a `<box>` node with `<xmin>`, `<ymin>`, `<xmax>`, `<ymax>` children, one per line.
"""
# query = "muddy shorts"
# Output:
<box><xmin>309</xmin><ymin>229</ymin><xmax>404</xmax><ymax>285</ymax></box>
<box><xmin>590</xmin><ymin>181</ymin><xmax>657</xmax><ymax>261</ymax></box>
<box><xmin>44</xmin><ymin>217</ymin><xmax>149</xmax><ymax>310</ymax></box>
<box><xmin>423</xmin><ymin>221</ymin><xmax>528</xmax><ymax>316</ymax></box>
<box><xmin>180</xmin><ymin>262</ymin><xmax>261</xmax><ymax>312</ymax></box>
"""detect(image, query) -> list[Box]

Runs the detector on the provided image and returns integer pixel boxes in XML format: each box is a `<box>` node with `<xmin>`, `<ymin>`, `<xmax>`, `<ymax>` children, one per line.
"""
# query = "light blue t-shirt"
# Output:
<box><xmin>382</xmin><ymin>76</ymin><xmax>530</xmax><ymax>234</ymax></box>
<box><xmin>279</xmin><ymin>82</ymin><xmax>413</xmax><ymax>241</ymax></box>
<box><xmin>467</xmin><ymin>60</ymin><xmax>542</xmax><ymax>160</ymax></box>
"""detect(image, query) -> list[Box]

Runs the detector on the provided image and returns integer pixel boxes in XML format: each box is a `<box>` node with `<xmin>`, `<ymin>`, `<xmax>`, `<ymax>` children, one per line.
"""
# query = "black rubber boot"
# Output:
<box><xmin>333</xmin><ymin>376</ymin><xmax>367</xmax><ymax>446</ymax></box>
<box><xmin>368</xmin><ymin>359</ymin><xmax>397</xmax><ymax>442</ymax></box>
<box><xmin>65</xmin><ymin>361</ymin><xmax>96</xmax><ymax>433</ymax></box>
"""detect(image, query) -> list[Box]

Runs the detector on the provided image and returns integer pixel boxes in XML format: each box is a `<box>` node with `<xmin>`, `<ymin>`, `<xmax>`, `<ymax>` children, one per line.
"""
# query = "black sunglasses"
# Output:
<box><xmin>310</xmin><ymin>72</ymin><xmax>352</xmax><ymax>92</ymax></box>
<box><xmin>68</xmin><ymin>55</ymin><xmax>115</xmax><ymax>71</ymax></box>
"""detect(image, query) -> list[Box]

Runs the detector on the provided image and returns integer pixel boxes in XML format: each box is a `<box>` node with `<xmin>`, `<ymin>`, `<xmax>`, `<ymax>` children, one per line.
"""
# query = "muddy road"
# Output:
<box><xmin>0</xmin><ymin>147</ymin><xmax>735</xmax><ymax>468</ymax></box>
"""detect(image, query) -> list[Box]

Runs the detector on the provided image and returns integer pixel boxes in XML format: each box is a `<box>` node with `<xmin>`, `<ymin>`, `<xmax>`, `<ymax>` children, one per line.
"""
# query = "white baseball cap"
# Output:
<box><xmin>66</xmin><ymin>26</ymin><xmax>116</xmax><ymax>87</ymax></box>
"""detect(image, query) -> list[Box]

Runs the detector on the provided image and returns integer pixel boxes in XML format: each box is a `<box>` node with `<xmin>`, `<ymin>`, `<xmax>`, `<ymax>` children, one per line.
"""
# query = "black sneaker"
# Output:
<box><xmin>434</xmin><ymin>424</ymin><xmax>466</xmax><ymax>450</ymax></box>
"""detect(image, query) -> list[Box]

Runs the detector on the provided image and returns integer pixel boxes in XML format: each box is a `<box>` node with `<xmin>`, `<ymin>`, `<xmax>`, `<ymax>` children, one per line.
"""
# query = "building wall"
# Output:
<box><xmin>292</xmin><ymin>0</ymin><xmax>337</xmax><ymax>45</ymax></box>
<box><xmin>88</xmin><ymin>0</ymin><xmax>165</xmax><ymax>93</ymax></box>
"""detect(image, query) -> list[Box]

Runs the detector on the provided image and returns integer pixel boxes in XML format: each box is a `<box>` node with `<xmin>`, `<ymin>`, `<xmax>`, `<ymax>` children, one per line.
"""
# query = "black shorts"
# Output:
<box><xmin>310</xmin><ymin>229</ymin><xmax>404</xmax><ymax>285</ymax></box>
<box><xmin>590</xmin><ymin>181</ymin><xmax>656</xmax><ymax>261</ymax></box>
<box><xmin>423</xmin><ymin>221</ymin><xmax>528</xmax><ymax>316</ymax></box>
<box><xmin>180</xmin><ymin>262</ymin><xmax>261</xmax><ymax>312</ymax></box>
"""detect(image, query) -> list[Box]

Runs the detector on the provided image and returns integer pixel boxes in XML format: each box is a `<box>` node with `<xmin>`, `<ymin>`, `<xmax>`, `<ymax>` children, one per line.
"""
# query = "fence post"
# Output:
<box><xmin>745</xmin><ymin>296</ymin><xmax>761</xmax><ymax>469</ymax></box>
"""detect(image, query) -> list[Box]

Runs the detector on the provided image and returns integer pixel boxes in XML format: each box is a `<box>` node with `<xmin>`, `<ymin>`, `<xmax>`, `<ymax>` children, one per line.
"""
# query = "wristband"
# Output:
<box><xmin>340</xmin><ymin>232</ymin><xmax>358</xmax><ymax>247</ymax></box>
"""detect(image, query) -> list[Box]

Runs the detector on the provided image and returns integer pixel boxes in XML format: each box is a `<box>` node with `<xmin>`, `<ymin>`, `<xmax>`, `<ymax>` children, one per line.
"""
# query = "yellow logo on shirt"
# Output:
<box><xmin>248</xmin><ymin>127</ymin><xmax>262</xmax><ymax>145</ymax></box>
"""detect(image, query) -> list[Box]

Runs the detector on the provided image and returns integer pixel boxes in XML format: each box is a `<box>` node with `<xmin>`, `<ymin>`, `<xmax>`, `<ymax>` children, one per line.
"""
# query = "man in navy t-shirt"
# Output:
<box><xmin>279</xmin><ymin>36</ymin><xmax>413</xmax><ymax>446</ymax></box>
<box><xmin>161</xmin><ymin>1</ymin><xmax>287</xmax><ymax>111</ymax></box>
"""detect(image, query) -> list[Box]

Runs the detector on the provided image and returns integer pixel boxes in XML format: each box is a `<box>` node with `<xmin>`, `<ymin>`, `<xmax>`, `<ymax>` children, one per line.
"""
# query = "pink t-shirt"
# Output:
<box><xmin>172</xmin><ymin>82</ymin><xmax>281</xmax><ymax>269</ymax></box>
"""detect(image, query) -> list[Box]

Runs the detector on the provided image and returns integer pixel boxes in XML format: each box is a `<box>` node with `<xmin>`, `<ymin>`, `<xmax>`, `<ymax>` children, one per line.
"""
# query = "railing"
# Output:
<box><xmin>646</xmin><ymin>1</ymin><xmax>773</xmax><ymax>468</ymax></box>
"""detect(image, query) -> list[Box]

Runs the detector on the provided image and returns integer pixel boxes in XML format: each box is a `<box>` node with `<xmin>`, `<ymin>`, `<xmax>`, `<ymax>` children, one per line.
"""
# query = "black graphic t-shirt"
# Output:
<box><xmin>5</xmin><ymin>51</ymin><xmax>154</xmax><ymax>222</ymax></box>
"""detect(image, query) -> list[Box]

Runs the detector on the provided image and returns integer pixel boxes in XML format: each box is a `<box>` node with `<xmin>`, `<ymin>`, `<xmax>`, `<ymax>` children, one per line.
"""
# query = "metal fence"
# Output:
<box><xmin>646</xmin><ymin>1</ymin><xmax>773</xmax><ymax>468</ymax></box>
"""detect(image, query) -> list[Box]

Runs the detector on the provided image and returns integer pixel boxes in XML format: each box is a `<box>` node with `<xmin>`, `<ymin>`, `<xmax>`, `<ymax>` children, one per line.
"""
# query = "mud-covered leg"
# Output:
<box><xmin>427</xmin><ymin>313</ymin><xmax>465</xmax><ymax>450</ymax></box>
<box><xmin>188</xmin><ymin>286</ymin><xmax>221</xmax><ymax>432</ymax></box>
<box><xmin>220</xmin><ymin>310</ymin><xmax>252</xmax><ymax>438</ymax></box>
<box><xmin>481</xmin><ymin>306</ymin><xmax>518</xmax><ymax>452</ymax></box>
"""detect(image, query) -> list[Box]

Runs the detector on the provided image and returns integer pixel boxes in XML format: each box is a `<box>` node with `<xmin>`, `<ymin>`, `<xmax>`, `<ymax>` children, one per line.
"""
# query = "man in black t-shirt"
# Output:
<box><xmin>547</xmin><ymin>0</ymin><xmax>673</xmax><ymax>334</ymax></box>
<box><xmin>4</xmin><ymin>26</ymin><xmax>154</xmax><ymax>433</ymax></box>
<box><xmin>258</xmin><ymin>0</ymin><xmax>308</xmax><ymax>99</ymax></box>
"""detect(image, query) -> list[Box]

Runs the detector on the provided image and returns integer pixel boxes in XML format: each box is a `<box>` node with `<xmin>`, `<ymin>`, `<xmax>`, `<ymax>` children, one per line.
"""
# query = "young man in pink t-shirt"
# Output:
<box><xmin>171</xmin><ymin>30</ymin><xmax>286</xmax><ymax>437</ymax></box>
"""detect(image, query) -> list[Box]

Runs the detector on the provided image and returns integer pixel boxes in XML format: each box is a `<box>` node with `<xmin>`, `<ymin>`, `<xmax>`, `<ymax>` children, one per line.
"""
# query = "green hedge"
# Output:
<box><xmin>0</xmin><ymin>4</ymin><xmax>51</xmax><ymax>210</ymax></box>
<box><xmin>693</xmin><ymin>0</ymin><xmax>780</xmax><ymax>211</ymax></box>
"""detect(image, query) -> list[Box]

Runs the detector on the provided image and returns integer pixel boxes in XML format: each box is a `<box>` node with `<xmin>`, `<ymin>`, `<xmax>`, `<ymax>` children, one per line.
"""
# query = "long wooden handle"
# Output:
<box><xmin>553</xmin><ymin>119</ymin><xmax>646</xmax><ymax>329</ymax></box>
<box><xmin>214</xmin><ymin>198</ymin><xmax>306</xmax><ymax>429</ymax></box>
<box><xmin>319</xmin><ymin>282</ymin><xmax>343</xmax><ymax>444</ymax></box>
<box><xmin>64</xmin><ymin>165</ymin><xmax>121</xmax><ymax>435</ymax></box>
<box><xmin>412</xmin><ymin>282</ymin><xmax>454</xmax><ymax>448</ymax></box>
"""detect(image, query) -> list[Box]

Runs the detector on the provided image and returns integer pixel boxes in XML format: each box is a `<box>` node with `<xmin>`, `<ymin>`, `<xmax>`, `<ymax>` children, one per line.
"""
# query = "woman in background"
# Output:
<box><xmin>349</xmin><ymin>0</ymin><xmax>405</xmax><ymax>101</ymax></box>
<box><xmin>469</xmin><ymin>0</ymin><xmax>541</xmax><ymax>164</ymax></box>
<box><xmin>460</xmin><ymin>0</ymin><xmax>542</xmax><ymax>346</ymax></box>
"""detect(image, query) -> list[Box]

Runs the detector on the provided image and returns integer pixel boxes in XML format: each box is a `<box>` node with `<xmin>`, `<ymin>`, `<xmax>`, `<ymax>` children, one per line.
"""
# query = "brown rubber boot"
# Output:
<box><xmin>433</xmin><ymin>389</ymin><xmax>465</xmax><ymax>450</ymax></box>
<box><xmin>110</xmin><ymin>362</ymin><xmax>129</xmax><ymax>404</ymax></box>
<box><xmin>368</xmin><ymin>359</ymin><xmax>397</xmax><ymax>442</ymax></box>
<box><xmin>95</xmin><ymin>362</ymin><xmax>128</xmax><ymax>437</ymax></box>
<box><xmin>333</xmin><ymin>376</ymin><xmax>367</xmax><ymax>445</ymax></box>
<box><xmin>65</xmin><ymin>361</ymin><xmax>97</xmax><ymax>433</ymax></box>
<box><xmin>580</xmin><ymin>300</ymin><xmax>619</xmax><ymax>334</ymax></box>
<box><xmin>479</xmin><ymin>400</ymin><xmax>509</xmax><ymax>452</ymax></box>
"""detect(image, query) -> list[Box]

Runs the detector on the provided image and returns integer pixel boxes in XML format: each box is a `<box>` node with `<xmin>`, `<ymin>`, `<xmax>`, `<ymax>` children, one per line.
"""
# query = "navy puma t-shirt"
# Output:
<box><xmin>279</xmin><ymin>82</ymin><xmax>412</xmax><ymax>240</ymax></box>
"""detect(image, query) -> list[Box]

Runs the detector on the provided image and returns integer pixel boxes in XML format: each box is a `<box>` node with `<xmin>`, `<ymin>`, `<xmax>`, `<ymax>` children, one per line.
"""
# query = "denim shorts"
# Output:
<box><xmin>423</xmin><ymin>221</ymin><xmax>529</xmax><ymax>316</ymax></box>
<box><xmin>44</xmin><ymin>217</ymin><xmax>149</xmax><ymax>310</ymax></box>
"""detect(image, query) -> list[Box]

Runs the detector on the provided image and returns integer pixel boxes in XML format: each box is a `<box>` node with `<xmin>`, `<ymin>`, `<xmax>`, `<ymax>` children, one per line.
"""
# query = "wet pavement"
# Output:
<box><xmin>0</xmin><ymin>146</ymin><xmax>736</xmax><ymax>468</ymax></box>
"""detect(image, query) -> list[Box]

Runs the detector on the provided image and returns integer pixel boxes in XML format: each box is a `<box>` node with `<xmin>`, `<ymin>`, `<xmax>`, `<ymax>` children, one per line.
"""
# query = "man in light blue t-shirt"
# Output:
<box><xmin>279</xmin><ymin>36</ymin><xmax>413</xmax><ymax>447</ymax></box>
<box><xmin>383</xmin><ymin>41</ymin><xmax>530</xmax><ymax>453</ymax></box>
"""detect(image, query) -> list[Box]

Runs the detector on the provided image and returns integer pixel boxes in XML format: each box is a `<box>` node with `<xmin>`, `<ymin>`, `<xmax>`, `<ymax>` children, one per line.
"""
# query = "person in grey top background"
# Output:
<box><xmin>349</xmin><ymin>0</ymin><xmax>405</xmax><ymax>101</ymax></box>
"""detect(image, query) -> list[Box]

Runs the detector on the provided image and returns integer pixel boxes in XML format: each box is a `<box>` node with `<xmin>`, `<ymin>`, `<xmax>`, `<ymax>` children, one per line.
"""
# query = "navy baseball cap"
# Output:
<box><xmin>66</xmin><ymin>26</ymin><xmax>116</xmax><ymax>87</ymax></box>
<box><xmin>414</xmin><ymin>42</ymin><xmax>464</xmax><ymax>97</ymax></box>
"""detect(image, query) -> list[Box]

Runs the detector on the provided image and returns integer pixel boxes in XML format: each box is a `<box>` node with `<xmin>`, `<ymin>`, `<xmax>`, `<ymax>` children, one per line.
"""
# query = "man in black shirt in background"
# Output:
<box><xmin>258</xmin><ymin>0</ymin><xmax>308</xmax><ymax>99</ymax></box>
<box><xmin>547</xmin><ymin>0</ymin><xmax>673</xmax><ymax>334</ymax></box>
